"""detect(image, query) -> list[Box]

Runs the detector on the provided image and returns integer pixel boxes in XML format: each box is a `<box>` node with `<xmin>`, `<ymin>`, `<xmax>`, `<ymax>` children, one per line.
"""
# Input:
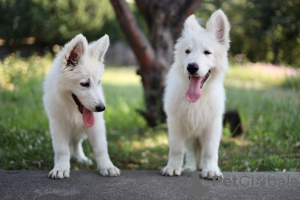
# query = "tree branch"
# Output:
<box><xmin>135</xmin><ymin>0</ymin><xmax>152</xmax><ymax>27</ymax></box>
<box><xmin>110</xmin><ymin>0</ymin><xmax>155</xmax><ymax>72</ymax></box>
<box><xmin>167</xmin><ymin>0</ymin><xmax>203</xmax><ymax>40</ymax></box>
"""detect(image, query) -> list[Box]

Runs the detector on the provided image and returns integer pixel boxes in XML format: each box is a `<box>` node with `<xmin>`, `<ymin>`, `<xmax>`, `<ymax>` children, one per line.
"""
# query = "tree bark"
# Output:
<box><xmin>110</xmin><ymin>0</ymin><xmax>202</xmax><ymax>126</ymax></box>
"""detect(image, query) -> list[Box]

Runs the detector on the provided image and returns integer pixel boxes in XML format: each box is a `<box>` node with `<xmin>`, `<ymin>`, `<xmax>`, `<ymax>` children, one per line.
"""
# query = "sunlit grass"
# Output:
<box><xmin>130</xmin><ymin>130</ymin><xmax>168</xmax><ymax>150</ymax></box>
<box><xmin>0</xmin><ymin>53</ymin><xmax>52</xmax><ymax>91</ymax></box>
<box><xmin>0</xmin><ymin>54</ymin><xmax>299</xmax><ymax>172</ymax></box>
<box><xmin>226</xmin><ymin>62</ymin><xmax>300</xmax><ymax>89</ymax></box>
<box><xmin>223</xmin><ymin>62</ymin><xmax>300</xmax><ymax>172</ymax></box>
<box><xmin>102</xmin><ymin>67</ymin><xmax>141</xmax><ymax>85</ymax></box>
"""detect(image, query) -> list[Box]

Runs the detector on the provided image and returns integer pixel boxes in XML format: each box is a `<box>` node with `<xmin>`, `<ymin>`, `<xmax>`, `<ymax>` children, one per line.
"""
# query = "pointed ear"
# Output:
<box><xmin>184</xmin><ymin>15</ymin><xmax>202</xmax><ymax>30</ymax></box>
<box><xmin>64</xmin><ymin>34</ymin><xmax>87</xmax><ymax>70</ymax></box>
<box><xmin>206</xmin><ymin>10</ymin><xmax>230</xmax><ymax>49</ymax></box>
<box><xmin>89</xmin><ymin>34</ymin><xmax>110</xmax><ymax>62</ymax></box>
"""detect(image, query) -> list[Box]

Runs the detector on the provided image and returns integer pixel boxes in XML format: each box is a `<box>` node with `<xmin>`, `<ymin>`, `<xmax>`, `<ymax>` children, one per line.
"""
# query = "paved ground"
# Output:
<box><xmin>0</xmin><ymin>170</ymin><xmax>299</xmax><ymax>199</ymax></box>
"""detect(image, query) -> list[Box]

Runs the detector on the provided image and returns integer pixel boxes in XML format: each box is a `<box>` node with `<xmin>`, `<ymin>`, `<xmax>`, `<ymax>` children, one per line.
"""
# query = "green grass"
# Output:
<box><xmin>0</xmin><ymin>55</ymin><xmax>299</xmax><ymax>172</ymax></box>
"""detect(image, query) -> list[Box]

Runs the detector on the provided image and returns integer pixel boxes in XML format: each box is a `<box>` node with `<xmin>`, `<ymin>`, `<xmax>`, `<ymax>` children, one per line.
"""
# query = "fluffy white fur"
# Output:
<box><xmin>161</xmin><ymin>10</ymin><xmax>230</xmax><ymax>179</ymax></box>
<box><xmin>43</xmin><ymin>34</ymin><xmax>120</xmax><ymax>179</ymax></box>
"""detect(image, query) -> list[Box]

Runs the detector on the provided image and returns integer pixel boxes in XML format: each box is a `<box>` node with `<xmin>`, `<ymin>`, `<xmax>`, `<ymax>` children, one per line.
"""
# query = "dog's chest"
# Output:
<box><xmin>181</xmin><ymin>97</ymin><xmax>214</xmax><ymax>131</ymax></box>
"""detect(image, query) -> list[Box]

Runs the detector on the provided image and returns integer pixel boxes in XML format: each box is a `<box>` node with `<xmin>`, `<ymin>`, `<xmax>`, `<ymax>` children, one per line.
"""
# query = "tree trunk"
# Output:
<box><xmin>110</xmin><ymin>0</ymin><xmax>202</xmax><ymax>126</ymax></box>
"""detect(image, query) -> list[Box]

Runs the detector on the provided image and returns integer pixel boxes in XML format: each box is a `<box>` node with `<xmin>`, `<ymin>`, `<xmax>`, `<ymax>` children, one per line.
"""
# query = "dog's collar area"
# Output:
<box><xmin>72</xmin><ymin>93</ymin><xmax>83</xmax><ymax>114</ymax></box>
<box><xmin>188</xmin><ymin>70</ymin><xmax>211</xmax><ymax>88</ymax></box>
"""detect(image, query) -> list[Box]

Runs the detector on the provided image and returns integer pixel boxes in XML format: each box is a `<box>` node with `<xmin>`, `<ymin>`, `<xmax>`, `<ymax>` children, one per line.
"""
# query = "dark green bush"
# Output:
<box><xmin>0</xmin><ymin>0</ymin><xmax>124</xmax><ymax>46</ymax></box>
<box><xmin>197</xmin><ymin>0</ymin><xmax>300</xmax><ymax>67</ymax></box>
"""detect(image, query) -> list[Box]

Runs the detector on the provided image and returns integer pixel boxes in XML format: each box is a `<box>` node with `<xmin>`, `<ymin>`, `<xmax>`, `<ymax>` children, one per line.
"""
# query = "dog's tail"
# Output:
<box><xmin>223</xmin><ymin>110</ymin><xmax>244</xmax><ymax>137</ymax></box>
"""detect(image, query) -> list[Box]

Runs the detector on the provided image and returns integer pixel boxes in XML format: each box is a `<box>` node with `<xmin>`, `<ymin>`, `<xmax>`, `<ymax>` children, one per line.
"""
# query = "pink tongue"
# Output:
<box><xmin>82</xmin><ymin>106</ymin><xmax>95</xmax><ymax>127</ymax></box>
<box><xmin>185</xmin><ymin>76</ymin><xmax>203</xmax><ymax>103</ymax></box>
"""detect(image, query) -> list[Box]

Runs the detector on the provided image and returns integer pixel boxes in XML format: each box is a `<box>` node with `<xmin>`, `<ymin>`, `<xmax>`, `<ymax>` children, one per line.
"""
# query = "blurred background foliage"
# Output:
<box><xmin>0</xmin><ymin>0</ymin><xmax>299</xmax><ymax>67</ymax></box>
<box><xmin>0</xmin><ymin>0</ymin><xmax>124</xmax><ymax>45</ymax></box>
<box><xmin>196</xmin><ymin>0</ymin><xmax>300</xmax><ymax>67</ymax></box>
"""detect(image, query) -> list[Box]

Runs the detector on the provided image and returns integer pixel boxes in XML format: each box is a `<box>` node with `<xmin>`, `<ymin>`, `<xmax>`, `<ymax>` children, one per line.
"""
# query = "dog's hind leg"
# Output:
<box><xmin>195</xmin><ymin>137</ymin><xmax>202</xmax><ymax>170</ymax></box>
<box><xmin>183</xmin><ymin>136</ymin><xmax>197</xmax><ymax>171</ymax></box>
<box><xmin>70</xmin><ymin>137</ymin><xmax>92</xmax><ymax>165</ymax></box>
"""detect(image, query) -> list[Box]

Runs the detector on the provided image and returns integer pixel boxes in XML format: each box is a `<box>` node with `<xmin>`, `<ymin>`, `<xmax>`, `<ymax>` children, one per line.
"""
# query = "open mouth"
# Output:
<box><xmin>188</xmin><ymin>70</ymin><xmax>211</xmax><ymax>89</ymax></box>
<box><xmin>72</xmin><ymin>93</ymin><xmax>95</xmax><ymax>127</ymax></box>
<box><xmin>72</xmin><ymin>93</ymin><xmax>83</xmax><ymax>114</ymax></box>
<box><xmin>185</xmin><ymin>70</ymin><xmax>211</xmax><ymax>103</ymax></box>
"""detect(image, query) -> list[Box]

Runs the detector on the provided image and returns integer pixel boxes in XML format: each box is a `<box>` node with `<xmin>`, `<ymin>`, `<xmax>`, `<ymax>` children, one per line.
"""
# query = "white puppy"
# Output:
<box><xmin>43</xmin><ymin>34</ymin><xmax>120</xmax><ymax>179</ymax></box>
<box><xmin>162</xmin><ymin>10</ymin><xmax>230</xmax><ymax>179</ymax></box>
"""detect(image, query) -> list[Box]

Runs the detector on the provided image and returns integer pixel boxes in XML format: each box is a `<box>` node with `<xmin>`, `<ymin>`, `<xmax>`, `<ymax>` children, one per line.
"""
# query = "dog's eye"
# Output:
<box><xmin>98</xmin><ymin>80</ymin><xmax>101</xmax><ymax>85</ymax></box>
<box><xmin>204</xmin><ymin>50</ymin><xmax>212</xmax><ymax>55</ymax></box>
<box><xmin>80</xmin><ymin>82</ymin><xmax>90</xmax><ymax>87</ymax></box>
<box><xmin>185</xmin><ymin>49</ymin><xmax>191</xmax><ymax>54</ymax></box>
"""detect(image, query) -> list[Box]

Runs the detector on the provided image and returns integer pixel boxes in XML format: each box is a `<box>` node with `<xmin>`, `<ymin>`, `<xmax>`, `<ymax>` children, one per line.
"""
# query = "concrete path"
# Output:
<box><xmin>0</xmin><ymin>170</ymin><xmax>299</xmax><ymax>199</ymax></box>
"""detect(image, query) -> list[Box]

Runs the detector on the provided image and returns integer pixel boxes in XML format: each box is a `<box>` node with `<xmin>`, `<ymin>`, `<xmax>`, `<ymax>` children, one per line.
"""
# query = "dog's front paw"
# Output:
<box><xmin>99</xmin><ymin>165</ymin><xmax>120</xmax><ymax>177</ymax></box>
<box><xmin>161</xmin><ymin>165</ymin><xmax>182</xmax><ymax>176</ymax></box>
<box><xmin>48</xmin><ymin>168</ymin><xmax>70</xmax><ymax>179</ymax></box>
<box><xmin>201</xmin><ymin>169</ymin><xmax>223</xmax><ymax>180</ymax></box>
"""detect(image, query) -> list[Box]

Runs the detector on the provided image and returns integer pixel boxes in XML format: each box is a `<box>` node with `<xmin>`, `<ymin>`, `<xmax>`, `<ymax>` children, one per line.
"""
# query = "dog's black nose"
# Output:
<box><xmin>187</xmin><ymin>63</ymin><xmax>199</xmax><ymax>74</ymax></box>
<box><xmin>95</xmin><ymin>105</ymin><xmax>105</xmax><ymax>112</ymax></box>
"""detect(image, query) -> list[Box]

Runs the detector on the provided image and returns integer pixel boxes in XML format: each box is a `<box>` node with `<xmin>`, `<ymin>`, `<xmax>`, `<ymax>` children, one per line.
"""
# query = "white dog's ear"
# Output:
<box><xmin>89</xmin><ymin>34</ymin><xmax>110</xmax><ymax>62</ymax></box>
<box><xmin>184</xmin><ymin>14</ymin><xmax>201</xmax><ymax>30</ymax></box>
<box><xmin>206</xmin><ymin>10</ymin><xmax>230</xmax><ymax>49</ymax></box>
<box><xmin>64</xmin><ymin>34</ymin><xmax>88</xmax><ymax>70</ymax></box>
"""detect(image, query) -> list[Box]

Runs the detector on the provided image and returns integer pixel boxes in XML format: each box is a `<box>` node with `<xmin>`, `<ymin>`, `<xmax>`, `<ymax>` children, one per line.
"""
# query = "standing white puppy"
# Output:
<box><xmin>43</xmin><ymin>34</ymin><xmax>120</xmax><ymax>179</ymax></box>
<box><xmin>162</xmin><ymin>10</ymin><xmax>230</xmax><ymax>179</ymax></box>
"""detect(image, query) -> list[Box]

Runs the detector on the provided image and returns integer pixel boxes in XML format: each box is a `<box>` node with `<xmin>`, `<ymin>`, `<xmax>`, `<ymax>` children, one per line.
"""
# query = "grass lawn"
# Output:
<box><xmin>0</xmin><ymin>55</ymin><xmax>299</xmax><ymax>172</ymax></box>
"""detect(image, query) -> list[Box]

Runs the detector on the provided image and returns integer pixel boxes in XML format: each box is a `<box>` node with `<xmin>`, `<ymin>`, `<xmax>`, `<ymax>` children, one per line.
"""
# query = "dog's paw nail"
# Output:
<box><xmin>100</xmin><ymin>166</ymin><xmax>120</xmax><ymax>177</ymax></box>
<box><xmin>201</xmin><ymin>169</ymin><xmax>223</xmax><ymax>180</ymax></box>
<box><xmin>49</xmin><ymin>168</ymin><xmax>70</xmax><ymax>179</ymax></box>
<box><xmin>161</xmin><ymin>166</ymin><xmax>182</xmax><ymax>176</ymax></box>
